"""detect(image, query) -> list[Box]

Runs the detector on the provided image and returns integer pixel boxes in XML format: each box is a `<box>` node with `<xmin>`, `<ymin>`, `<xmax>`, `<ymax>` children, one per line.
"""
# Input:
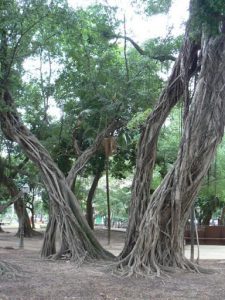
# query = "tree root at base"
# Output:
<box><xmin>115</xmin><ymin>254</ymin><xmax>215</xmax><ymax>278</ymax></box>
<box><xmin>0</xmin><ymin>261</ymin><xmax>23</xmax><ymax>280</ymax></box>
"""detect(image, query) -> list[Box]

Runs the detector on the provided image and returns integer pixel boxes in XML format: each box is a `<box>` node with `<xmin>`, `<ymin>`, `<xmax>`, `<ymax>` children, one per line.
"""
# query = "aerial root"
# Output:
<box><xmin>43</xmin><ymin>248</ymin><xmax>90</xmax><ymax>267</ymax></box>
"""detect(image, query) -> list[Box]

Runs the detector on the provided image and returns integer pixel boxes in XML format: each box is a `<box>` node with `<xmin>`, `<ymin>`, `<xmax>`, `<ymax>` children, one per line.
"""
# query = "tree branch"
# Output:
<box><xmin>73</xmin><ymin>138</ymin><xmax>82</xmax><ymax>157</ymax></box>
<box><xmin>6</xmin><ymin>12</ymin><xmax>51</xmax><ymax>80</ymax></box>
<box><xmin>0</xmin><ymin>191</ymin><xmax>23</xmax><ymax>214</ymax></box>
<box><xmin>114</xmin><ymin>35</ymin><xmax>176</xmax><ymax>62</ymax></box>
<box><xmin>66</xmin><ymin>119</ymin><xmax>123</xmax><ymax>189</ymax></box>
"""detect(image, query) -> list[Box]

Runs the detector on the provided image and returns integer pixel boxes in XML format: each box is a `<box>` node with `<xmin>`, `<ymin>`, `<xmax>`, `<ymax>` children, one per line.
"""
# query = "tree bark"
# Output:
<box><xmin>119</xmin><ymin>33</ymin><xmax>225</xmax><ymax>275</ymax></box>
<box><xmin>0</xmin><ymin>91</ymin><xmax>114</xmax><ymax>262</ymax></box>
<box><xmin>121</xmin><ymin>24</ymin><xmax>200</xmax><ymax>258</ymax></box>
<box><xmin>42</xmin><ymin>120</ymin><xmax>119</xmax><ymax>258</ymax></box>
<box><xmin>86</xmin><ymin>171</ymin><xmax>102</xmax><ymax>230</ymax></box>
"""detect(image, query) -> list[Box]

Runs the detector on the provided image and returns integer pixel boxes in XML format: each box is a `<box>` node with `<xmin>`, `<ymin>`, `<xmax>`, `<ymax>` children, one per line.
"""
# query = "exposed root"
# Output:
<box><xmin>15</xmin><ymin>228</ymin><xmax>43</xmax><ymax>238</ymax></box>
<box><xmin>0</xmin><ymin>261</ymin><xmax>23</xmax><ymax>280</ymax></box>
<box><xmin>183</xmin><ymin>259</ymin><xmax>215</xmax><ymax>274</ymax></box>
<box><xmin>115</xmin><ymin>250</ymin><xmax>214</xmax><ymax>278</ymax></box>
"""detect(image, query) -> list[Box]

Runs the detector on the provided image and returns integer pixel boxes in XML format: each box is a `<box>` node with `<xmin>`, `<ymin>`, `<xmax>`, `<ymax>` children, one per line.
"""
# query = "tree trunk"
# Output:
<box><xmin>27</xmin><ymin>189</ymin><xmax>36</xmax><ymax>229</ymax></box>
<box><xmin>86</xmin><ymin>171</ymin><xmax>102</xmax><ymax>230</ymax></box>
<box><xmin>0</xmin><ymin>91</ymin><xmax>114</xmax><ymax>262</ymax></box>
<box><xmin>30</xmin><ymin>207</ymin><xmax>35</xmax><ymax>229</ymax></box>
<box><xmin>121</xmin><ymin>24</ymin><xmax>200</xmax><ymax>258</ymax></box>
<box><xmin>119</xmin><ymin>33</ymin><xmax>225</xmax><ymax>275</ymax></box>
<box><xmin>14</xmin><ymin>199</ymin><xmax>36</xmax><ymax>237</ymax></box>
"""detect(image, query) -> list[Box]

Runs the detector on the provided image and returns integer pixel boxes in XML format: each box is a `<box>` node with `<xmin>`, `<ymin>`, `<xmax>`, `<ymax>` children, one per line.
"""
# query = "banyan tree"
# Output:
<box><xmin>1</xmin><ymin>0</ymin><xmax>225</xmax><ymax>277</ymax></box>
<box><xmin>119</xmin><ymin>1</ymin><xmax>225</xmax><ymax>275</ymax></box>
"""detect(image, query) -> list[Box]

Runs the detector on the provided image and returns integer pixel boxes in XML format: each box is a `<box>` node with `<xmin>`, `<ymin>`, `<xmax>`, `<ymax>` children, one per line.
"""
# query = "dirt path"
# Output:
<box><xmin>1</xmin><ymin>229</ymin><xmax>225</xmax><ymax>299</ymax></box>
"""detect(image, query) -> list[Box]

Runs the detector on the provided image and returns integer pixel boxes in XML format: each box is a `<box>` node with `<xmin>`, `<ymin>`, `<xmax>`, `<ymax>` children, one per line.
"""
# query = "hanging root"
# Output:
<box><xmin>0</xmin><ymin>261</ymin><xmax>24</xmax><ymax>280</ymax></box>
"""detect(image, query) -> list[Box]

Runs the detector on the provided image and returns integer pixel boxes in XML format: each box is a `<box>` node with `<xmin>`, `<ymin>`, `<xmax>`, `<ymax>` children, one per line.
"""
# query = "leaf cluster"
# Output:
<box><xmin>191</xmin><ymin>0</ymin><xmax>225</xmax><ymax>35</ymax></box>
<box><xmin>131</xmin><ymin>0</ymin><xmax>172</xmax><ymax>16</ymax></box>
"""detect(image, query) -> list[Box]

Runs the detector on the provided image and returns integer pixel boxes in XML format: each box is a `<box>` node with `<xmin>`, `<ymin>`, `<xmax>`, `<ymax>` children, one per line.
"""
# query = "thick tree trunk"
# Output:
<box><xmin>119</xmin><ymin>33</ymin><xmax>225</xmax><ymax>275</ymax></box>
<box><xmin>86</xmin><ymin>171</ymin><xmax>102</xmax><ymax>229</ymax></box>
<box><xmin>0</xmin><ymin>92</ymin><xmax>114</xmax><ymax>262</ymax></box>
<box><xmin>42</xmin><ymin>169</ymin><xmax>102</xmax><ymax>256</ymax></box>
<box><xmin>121</xmin><ymin>25</ymin><xmax>200</xmax><ymax>258</ymax></box>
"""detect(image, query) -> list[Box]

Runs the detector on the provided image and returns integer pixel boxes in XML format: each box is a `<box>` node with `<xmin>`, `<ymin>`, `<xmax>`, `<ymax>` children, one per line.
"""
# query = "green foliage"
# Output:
<box><xmin>157</xmin><ymin>106</ymin><xmax>181</xmax><ymax>177</ymax></box>
<box><xmin>191</xmin><ymin>0</ymin><xmax>225</xmax><ymax>35</ymax></box>
<box><xmin>132</xmin><ymin>0</ymin><xmax>172</xmax><ymax>16</ymax></box>
<box><xmin>144</xmin><ymin>35</ymin><xmax>182</xmax><ymax>61</ymax></box>
<box><xmin>195</xmin><ymin>139</ymin><xmax>225</xmax><ymax>222</ymax></box>
<box><xmin>0</xmin><ymin>185</ymin><xmax>10</xmax><ymax>207</ymax></box>
<box><xmin>128</xmin><ymin>108</ymin><xmax>151</xmax><ymax>130</ymax></box>
<box><xmin>110</xmin><ymin>148</ymin><xmax>135</xmax><ymax>180</ymax></box>
<box><xmin>94</xmin><ymin>177</ymin><xmax>131</xmax><ymax>219</ymax></box>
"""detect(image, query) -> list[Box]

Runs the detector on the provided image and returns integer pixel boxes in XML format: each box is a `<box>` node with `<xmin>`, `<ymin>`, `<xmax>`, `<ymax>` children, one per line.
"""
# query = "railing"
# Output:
<box><xmin>185</xmin><ymin>225</ymin><xmax>225</xmax><ymax>245</ymax></box>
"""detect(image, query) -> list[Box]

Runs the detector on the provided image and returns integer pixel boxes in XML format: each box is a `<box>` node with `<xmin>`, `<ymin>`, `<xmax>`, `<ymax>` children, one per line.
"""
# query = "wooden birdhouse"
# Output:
<box><xmin>102</xmin><ymin>137</ymin><xmax>117</xmax><ymax>157</ymax></box>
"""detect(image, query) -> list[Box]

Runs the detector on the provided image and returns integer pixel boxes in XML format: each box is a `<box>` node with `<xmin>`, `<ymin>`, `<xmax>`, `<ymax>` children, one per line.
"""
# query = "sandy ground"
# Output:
<box><xmin>1</xmin><ymin>228</ymin><xmax>225</xmax><ymax>300</ymax></box>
